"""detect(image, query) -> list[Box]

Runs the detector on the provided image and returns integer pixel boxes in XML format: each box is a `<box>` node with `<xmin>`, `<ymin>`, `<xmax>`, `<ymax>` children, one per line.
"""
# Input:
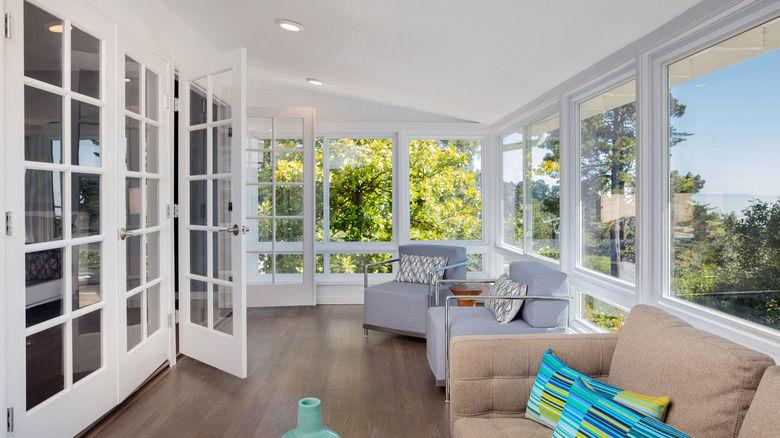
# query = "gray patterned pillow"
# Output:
<box><xmin>485</xmin><ymin>273</ymin><xmax>528</xmax><ymax>323</ymax></box>
<box><xmin>395</xmin><ymin>254</ymin><xmax>449</xmax><ymax>284</ymax></box>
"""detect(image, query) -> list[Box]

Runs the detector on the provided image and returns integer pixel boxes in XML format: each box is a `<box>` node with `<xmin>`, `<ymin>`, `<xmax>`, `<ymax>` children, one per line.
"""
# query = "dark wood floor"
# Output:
<box><xmin>85</xmin><ymin>305</ymin><xmax>451</xmax><ymax>438</ymax></box>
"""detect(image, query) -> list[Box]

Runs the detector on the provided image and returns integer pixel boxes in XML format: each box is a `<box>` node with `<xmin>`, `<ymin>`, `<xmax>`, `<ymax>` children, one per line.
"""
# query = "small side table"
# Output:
<box><xmin>449</xmin><ymin>284</ymin><xmax>486</xmax><ymax>307</ymax></box>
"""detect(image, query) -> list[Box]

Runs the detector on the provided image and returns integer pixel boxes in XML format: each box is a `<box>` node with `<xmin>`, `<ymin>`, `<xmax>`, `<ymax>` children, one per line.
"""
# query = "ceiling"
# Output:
<box><xmin>161</xmin><ymin>0</ymin><xmax>703</xmax><ymax>124</ymax></box>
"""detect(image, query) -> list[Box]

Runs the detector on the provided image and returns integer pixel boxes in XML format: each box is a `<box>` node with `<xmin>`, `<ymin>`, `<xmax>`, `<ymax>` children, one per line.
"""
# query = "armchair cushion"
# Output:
<box><xmin>485</xmin><ymin>274</ymin><xmax>527</xmax><ymax>323</ymax></box>
<box><xmin>395</xmin><ymin>253</ymin><xmax>448</xmax><ymax>284</ymax></box>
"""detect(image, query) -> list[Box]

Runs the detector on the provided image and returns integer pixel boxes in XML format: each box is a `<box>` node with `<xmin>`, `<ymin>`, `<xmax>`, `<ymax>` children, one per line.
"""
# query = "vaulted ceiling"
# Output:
<box><xmin>161</xmin><ymin>0</ymin><xmax>703</xmax><ymax>124</ymax></box>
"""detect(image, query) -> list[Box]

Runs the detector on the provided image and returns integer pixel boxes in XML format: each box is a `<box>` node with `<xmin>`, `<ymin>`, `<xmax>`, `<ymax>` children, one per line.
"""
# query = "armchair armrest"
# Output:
<box><xmin>427</xmin><ymin>260</ymin><xmax>469</xmax><ymax>306</ymax></box>
<box><xmin>445</xmin><ymin>294</ymin><xmax>572</xmax><ymax>401</ymax></box>
<box><xmin>449</xmin><ymin>332</ymin><xmax>619</xmax><ymax>430</ymax></box>
<box><xmin>363</xmin><ymin>258</ymin><xmax>399</xmax><ymax>287</ymax></box>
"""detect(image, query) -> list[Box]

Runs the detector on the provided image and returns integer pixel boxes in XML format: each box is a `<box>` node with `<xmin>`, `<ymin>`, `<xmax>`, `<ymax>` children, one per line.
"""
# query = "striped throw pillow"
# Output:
<box><xmin>553</xmin><ymin>378</ymin><xmax>691</xmax><ymax>438</ymax></box>
<box><xmin>553</xmin><ymin>377</ymin><xmax>643</xmax><ymax>438</ymax></box>
<box><xmin>526</xmin><ymin>349</ymin><xmax>670</xmax><ymax>430</ymax></box>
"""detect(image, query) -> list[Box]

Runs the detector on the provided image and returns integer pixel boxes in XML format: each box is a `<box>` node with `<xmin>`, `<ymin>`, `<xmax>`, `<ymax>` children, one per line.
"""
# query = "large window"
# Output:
<box><xmin>409</xmin><ymin>139</ymin><xmax>482</xmax><ymax>241</ymax></box>
<box><xmin>579</xmin><ymin>80</ymin><xmax>637</xmax><ymax>283</ymax></box>
<box><xmin>500</xmin><ymin>113</ymin><xmax>561</xmax><ymax>260</ymax></box>
<box><xmin>316</xmin><ymin>138</ymin><xmax>393</xmax><ymax>275</ymax></box>
<box><xmin>668</xmin><ymin>18</ymin><xmax>780</xmax><ymax>330</ymax></box>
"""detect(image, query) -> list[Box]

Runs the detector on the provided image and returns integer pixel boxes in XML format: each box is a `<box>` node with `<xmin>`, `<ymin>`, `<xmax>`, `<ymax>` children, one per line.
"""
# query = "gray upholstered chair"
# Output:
<box><xmin>363</xmin><ymin>244</ymin><xmax>468</xmax><ymax>338</ymax></box>
<box><xmin>425</xmin><ymin>261</ymin><xmax>570</xmax><ymax>394</ymax></box>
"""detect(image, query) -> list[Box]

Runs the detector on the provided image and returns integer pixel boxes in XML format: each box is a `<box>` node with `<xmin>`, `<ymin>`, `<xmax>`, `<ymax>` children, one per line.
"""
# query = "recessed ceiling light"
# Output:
<box><xmin>275</xmin><ymin>19</ymin><xmax>305</xmax><ymax>32</ymax></box>
<box><xmin>306</xmin><ymin>78</ymin><xmax>323</xmax><ymax>86</ymax></box>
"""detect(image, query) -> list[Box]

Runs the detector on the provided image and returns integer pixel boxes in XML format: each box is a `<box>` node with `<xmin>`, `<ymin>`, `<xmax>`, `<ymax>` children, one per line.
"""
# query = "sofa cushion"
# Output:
<box><xmin>608</xmin><ymin>305</ymin><xmax>776</xmax><ymax>438</ymax></box>
<box><xmin>738</xmin><ymin>366</ymin><xmax>780</xmax><ymax>438</ymax></box>
<box><xmin>485</xmin><ymin>274</ymin><xmax>527</xmax><ymax>323</ymax></box>
<box><xmin>394</xmin><ymin>253</ymin><xmax>448</xmax><ymax>284</ymax></box>
<box><xmin>527</xmin><ymin>349</ymin><xmax>669</xmax><ymax>429</ymax></box>
<box><xmin>454</xmin><ymin>417</ymin><xmax>553</xmax><ymax>438</ymax></box>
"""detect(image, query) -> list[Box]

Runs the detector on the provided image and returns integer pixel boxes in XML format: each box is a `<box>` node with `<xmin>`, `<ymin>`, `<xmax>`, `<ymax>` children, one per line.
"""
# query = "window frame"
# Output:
<box><xmin>563</xmin><ymin>65</ymin><xmax>640</xmax><ymax>329</ymax></box>
<box><xmin>495</xmin><ymin>103</ymin><xmax>562</xmax><ymax>264</ymax></box>
<box><xmin>314</xmin><ymin>125</ymin><xmax>491</xmax><ymax>279</ymax></box>
<box><xmin>643</xmin><ymin>1</ymin><xmax>780</xmax><ymax>355</ymax></box>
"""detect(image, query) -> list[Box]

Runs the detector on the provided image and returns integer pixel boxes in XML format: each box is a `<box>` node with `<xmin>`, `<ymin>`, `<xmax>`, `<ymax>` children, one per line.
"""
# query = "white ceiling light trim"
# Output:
<box><xmin>275</xmin><ymin>19</ymin><xmax>305</xmax><ymax>32</ymax></box>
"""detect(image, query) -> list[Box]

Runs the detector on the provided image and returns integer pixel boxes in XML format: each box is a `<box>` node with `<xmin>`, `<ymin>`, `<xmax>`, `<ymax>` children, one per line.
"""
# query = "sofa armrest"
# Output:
<box><xmin>449</xmin><ymin>333</ymin><xmax>620</xmax><ymax>430</ymax></box>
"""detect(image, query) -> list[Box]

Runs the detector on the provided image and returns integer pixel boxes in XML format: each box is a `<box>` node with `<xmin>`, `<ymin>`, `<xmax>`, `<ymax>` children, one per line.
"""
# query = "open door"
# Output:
<box><xmin>178</xmin><ymin>48</ymin><xmax>247</xmax><ymax>378</ymax></box>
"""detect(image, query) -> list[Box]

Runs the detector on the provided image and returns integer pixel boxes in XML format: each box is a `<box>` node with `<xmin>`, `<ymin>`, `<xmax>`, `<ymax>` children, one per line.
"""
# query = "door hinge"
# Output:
<box><xmin>4</xmin><ymin>13</ymin><xmax>11</xmax><ymax>39</ymax></box>
<box><xmin>167</xmin><ymin>313</ymin><xmax>173</xmax><ymax>328</ymax></box>
<box><xmin>173</xmin><ymin>97</ymin><xmax>180</xmax><ymax>112</ymax></box>
<box><xmin>173</xmin><ymin>204</ymin><xmax>180</xmax><ymax>218</ymax></box>
<box><xmin>7</xmin><ymin>407</ymin><xmax>13</xmax><ymax>433</ymax></box>
<box><xmin>5</xmin><ymin>211</ymin><xmax>12</xmax><ymax>236</ymax></box>
<box><xmin>166</xmin><ymin>204</ymin><xmax>172</xmax><ymax>219</ymax></box>
<box><xmin>163</xmin><ymin>93</ymin><xmax>171</xmax><ymax>109</ymax></box>
<box><xmin>175</xmin><ymin>310</ymin><xmax>180</xmax><ymax>323</ymax></box>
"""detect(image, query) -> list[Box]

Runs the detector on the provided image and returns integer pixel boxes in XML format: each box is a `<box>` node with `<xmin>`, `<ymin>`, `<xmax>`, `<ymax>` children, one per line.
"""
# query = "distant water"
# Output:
<box><xmin>691</xmin><ymin>193</ymin><xmax>780</xmax><ymax>215</ymax></box>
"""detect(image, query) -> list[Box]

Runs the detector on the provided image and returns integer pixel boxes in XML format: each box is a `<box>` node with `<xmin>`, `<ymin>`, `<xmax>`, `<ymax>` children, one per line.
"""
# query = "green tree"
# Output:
<box><xmin>409</xmin><ymin>139</ymin><xmax>482</xmax><ymax>240</ymax></box>
<box><xmin>326</xmin><ymin>139</ymin><xmax>393</xmax><ymax>242</ymax></box>
<box><xmin>580</xmin><ymin>101</ymin><xmax>636</xmax><ymax>278</ymax></box>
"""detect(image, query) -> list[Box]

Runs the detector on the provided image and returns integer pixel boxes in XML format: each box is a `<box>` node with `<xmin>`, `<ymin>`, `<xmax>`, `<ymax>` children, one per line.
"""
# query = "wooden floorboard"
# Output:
<box><xmin>84</xmin><ymin>305</ymin><xmax>451</xmax><ymax>438</ymax></box>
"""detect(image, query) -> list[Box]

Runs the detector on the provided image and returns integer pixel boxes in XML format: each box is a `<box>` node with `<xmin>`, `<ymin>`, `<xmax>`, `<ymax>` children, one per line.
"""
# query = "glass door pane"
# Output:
<box><xmin>179</xmin><ymin>48</ymin><xmax>247</xmax><ymax>378</ymax></box>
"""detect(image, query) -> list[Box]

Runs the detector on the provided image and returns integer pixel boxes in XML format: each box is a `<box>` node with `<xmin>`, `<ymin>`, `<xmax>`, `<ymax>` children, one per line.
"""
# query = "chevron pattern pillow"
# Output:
<box><xmin>485</xmin><ymin>273</ymin><xmax>527</xmax><ymax>323</ymax></box>
<box><xmin>394</xmin><ymin>254</ymin><xmax>449</xmax><ymax>284</ymax></box>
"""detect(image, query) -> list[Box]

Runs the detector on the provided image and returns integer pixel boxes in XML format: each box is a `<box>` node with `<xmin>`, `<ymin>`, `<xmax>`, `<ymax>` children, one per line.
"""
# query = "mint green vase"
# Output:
<box><xmin>282</xmin><ymin>397</ymin><xmax>340</xmax><ymax>438</ymax></box>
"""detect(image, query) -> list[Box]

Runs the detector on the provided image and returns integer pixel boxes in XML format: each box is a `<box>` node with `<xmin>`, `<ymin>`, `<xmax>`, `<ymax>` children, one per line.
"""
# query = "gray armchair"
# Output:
<box><xmin>425</xmin><ymin>261</ymin><xmax>570</xmax><ymax>396</ymax></box>
<box><xmin>363</xmin><ymin>244</ymin><xmax>468</xmax><ymax>338</ymax></box>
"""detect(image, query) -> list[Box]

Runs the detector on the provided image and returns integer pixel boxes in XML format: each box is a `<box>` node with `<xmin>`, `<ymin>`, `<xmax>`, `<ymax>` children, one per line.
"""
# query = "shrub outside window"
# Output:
<box><xmin>667</xmin><ymin>18</ymin><xmax>780</xmax><ymax>331</ymax></box>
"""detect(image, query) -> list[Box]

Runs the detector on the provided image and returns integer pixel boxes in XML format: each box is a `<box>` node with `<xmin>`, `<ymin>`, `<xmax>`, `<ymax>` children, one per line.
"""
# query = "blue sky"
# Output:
<box><xmin>670</xmin><ymin>47</ymin><xmax>780</xmax><ymax>212</ymax></box>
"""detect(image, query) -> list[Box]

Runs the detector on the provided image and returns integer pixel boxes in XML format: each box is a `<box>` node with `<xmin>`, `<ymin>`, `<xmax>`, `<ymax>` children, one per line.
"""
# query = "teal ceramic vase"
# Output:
<box><xmin>282</xmin><ymin>397</ymin><xmax>340</xmax><ymax>438</ymax></box>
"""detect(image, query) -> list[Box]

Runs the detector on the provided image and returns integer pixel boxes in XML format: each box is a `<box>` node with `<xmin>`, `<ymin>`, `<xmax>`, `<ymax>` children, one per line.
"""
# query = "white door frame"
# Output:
<box><xmin>245</xmin><ymin>107</ymin><xmax>316</xmax><ymax>307</ymax></box>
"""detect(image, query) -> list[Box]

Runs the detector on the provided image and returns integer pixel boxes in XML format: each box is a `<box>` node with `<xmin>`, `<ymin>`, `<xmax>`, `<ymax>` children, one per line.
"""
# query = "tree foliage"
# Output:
<box><xmin>409</xmin><ymin>139</ymin><xmax>482</xmax><ymax>241</ymax></box>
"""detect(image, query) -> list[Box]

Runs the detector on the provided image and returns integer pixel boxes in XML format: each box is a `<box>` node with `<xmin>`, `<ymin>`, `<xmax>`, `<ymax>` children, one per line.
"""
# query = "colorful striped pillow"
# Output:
<box><xmin>526</xmin><ymin>349</ymin><xmax>670</xmax><ymax>429</ymax></box>
<box><xmin>553</xmin><ymin>377</ymin><xmax>643</xmax><ymax>438</ymax></box>
<box><xmin>553</xmin><ymin>378</ymin><xmax>692</xmax><ymax>438</ymax></box>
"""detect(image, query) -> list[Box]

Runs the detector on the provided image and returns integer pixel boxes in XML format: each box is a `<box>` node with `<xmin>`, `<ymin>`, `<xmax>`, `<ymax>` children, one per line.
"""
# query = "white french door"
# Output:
<box><xmin>116</xmin><ymin>29</ymin><xmax>173</xmax><ymax>400</ymax></box>
<box><xmin>4</xmin><ymin>1</ymin><xmax>119</xmax><ymax>436</ymax></box>
<box><xmin>245</xmin><ymin>108</ymin><xmax>316</xmax><ymax>307</ymax></box>
<box><xmin>178</xmin><ymin>48</ymin><xmax>248</xmax><ymax>378</ymax></box>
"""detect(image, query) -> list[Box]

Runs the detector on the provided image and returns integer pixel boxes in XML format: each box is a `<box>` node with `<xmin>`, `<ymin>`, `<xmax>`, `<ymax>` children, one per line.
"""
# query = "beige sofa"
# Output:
<box><xmin>450</xmin><ymin>305</ymin><xmax>779</xmax><ymax>438</ymax></box>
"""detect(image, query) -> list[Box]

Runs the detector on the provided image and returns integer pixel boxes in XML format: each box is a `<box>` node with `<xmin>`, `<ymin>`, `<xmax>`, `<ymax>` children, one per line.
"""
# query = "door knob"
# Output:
<box><xmin>119</xmin><ymin>228</ymin><xmax>140</xmax><ymax>240</ymax></box>
<box><xmin>219</xmin><ymin>224</ymin><xmax>241</xmax><ymax>236</ymax></box>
